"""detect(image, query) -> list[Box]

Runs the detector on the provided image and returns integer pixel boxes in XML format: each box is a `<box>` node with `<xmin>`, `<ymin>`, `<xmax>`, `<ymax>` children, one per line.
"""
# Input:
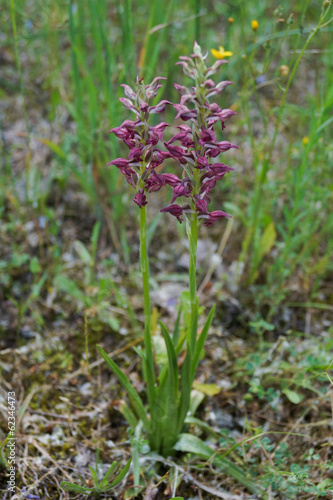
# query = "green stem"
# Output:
<box><xmin>187</xmin><ymin>212</ymin><xmax>199</xmax><ymax>353</ymax></box>
<box><xmin>139</xmin><ymin>205</ymin><xmax>156</xmax><ymax>408</ymax></box>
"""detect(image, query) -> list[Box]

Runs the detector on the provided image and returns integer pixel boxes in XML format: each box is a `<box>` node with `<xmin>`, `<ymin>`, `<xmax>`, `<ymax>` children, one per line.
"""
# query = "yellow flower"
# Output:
<box><xmin>228</xmin><ymin>17</ymin><xmax>234</xmax><ymax>24</ymax></box>
<box><xmin>251</xmin><ymin>19</ymin><xmax>259</xmax><ymax>31</ymax></box>
<box><xmin>211</xmin><ymin>46</ymin><xmax>233</xmax><ymax>59</ymax></box>
<box><xmin>302</xmin><ymin>136</ymin><xmax>309</xmax><ymax>146</ymax></box>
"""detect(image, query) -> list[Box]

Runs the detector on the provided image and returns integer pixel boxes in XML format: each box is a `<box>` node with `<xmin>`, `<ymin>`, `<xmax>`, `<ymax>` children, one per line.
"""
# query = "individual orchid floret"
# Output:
<box><xmin>108</xmin><ymin>77</ymin><xmax>173</xmax><ymax>207</ymax></box>
<box><xmin>160</xmin><ymin>203</ymin><xmax>193</xmax><ymax>223</ymax></box>
<box><xmin>160</xmin><ymin>42</ymin><xmax>236</xmax><ymax>227</ymax></box>
<box><xmin>133</xmin><ymin>190</ymin><xmax>148</xmax><ymax>208</ymax></box>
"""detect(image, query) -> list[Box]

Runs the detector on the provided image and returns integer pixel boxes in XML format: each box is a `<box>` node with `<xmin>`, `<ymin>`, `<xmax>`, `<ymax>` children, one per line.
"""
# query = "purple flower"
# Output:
<box><xmin>199</xmin><ymin>127</ymin><xmax>217</xmax><ymax>145</ymax></box>
<box><xmin>205</xmin><ymin>141</ymin><xmax>238</xmax><ymax>157</ymax></box>
<box><xmin>107</xmin><ymin>158</ymin><xmax>130</xmax><ymax>168</ymax></box>
<box><xmin>196</xmin><ymin>198</ymin><xmax>209</xmax><ymax>214</ymax></box>
<box><xmin>149</xmin><ymin>100</ymin><xmax>172</xmax><ymax>114</ymax></box>
<box><xmin>134</xmin><ymin>190</ymin><xmax>148</xmax><ymax>208</ymax></box>
<box><xmin>164</xmin><ymin>143</ymin><xmax>187</xmax><ymax>159</ymax></box>
<box><xmin>128</xmin><ymin>147</ymin><xmax>143</xmax><ymax>160</ymax></box>
<box><xmin>171</xmin><ymin>181</ymin><xmax>192</xmax><ymax>203</ymax></box>
<box><xmin>202</xmin><ymin>210</ymin><xmax>232</xmax><ymax>226</ymax></box>
<box><xmin>209</xmin><ymin>163</ymin><xmax>234</xmax><ymax>174</ymax></box>
<box><xmin>160</xmin><ymin>204</ymin><xmax>184</xmax><ymax>223</ymax></box>
<box><xmin>160</xmin><ymin>173</ymin><xmax>181</xmax><ymax>186</ymax></box>
<box><xmin>118</xmin><ymin>97</ymin><xmax>140</xmax><ymax>114</ymax></box>
<box><xmin>173</xmin><ymin>104</ymin><xmax>197</xmax><ymax>121</ymax></box>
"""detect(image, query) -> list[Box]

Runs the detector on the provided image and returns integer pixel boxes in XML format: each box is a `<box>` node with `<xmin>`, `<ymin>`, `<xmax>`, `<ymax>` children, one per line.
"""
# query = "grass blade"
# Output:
<box><xmin>97</xmin><ymin>345</ymin><xmax>150</xmax><ymax>433</ymax></box>
<box><xmin>175</xmin><ymin>434</ymin><xmax>264</xmax><ymax>496</ymax></box>
<box><xmin>99</xmin><ymin>461</ymin><xmax>118</xmax><ymax>488</ymax></box>
<box><xmin>109</xmin><ymin>458</ymin><xmax>132</xmax><ymax>488</ymax></box>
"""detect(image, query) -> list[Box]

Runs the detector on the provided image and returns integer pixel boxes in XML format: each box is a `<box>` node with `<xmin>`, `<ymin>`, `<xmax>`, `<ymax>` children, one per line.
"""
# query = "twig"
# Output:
<box><xmin>20</xmin><ymin>436</ymin><xmax>73</xmax><ymax>481</ymax></box>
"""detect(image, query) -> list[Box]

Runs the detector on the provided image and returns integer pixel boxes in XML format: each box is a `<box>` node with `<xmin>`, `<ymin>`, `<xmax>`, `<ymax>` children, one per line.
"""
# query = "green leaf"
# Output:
<box><xmin>175</xmin><ymin>434</ymin><xmax>262</xmax><ymax>496</ymax></box>
<box><xmin>74</xmin><ymin>240</ymin><xmax>93</xmax><ymax>265</ymax></box>
<box><xmin>174</xmin><ymin>433</ymin><xmax>214</xmax><ymax>457</ymax></box>
<box><xmin>29</xmin><ymin>256</ymin><xmax>41</xmax><ymax>274</ymax></box>
<box><xmin>189</xmin><ymin>389</ymin><xmax>205</xmax><ymax>416</ymax></box>
<box><xmin>317</xmin><ymin>478</ymin><xmax>333</xmax><ymax>490</ymax></box>
<box><xmin>109</xmin><ymin>458</ymin><xmax>132</xmax><ymax>488</ymax></box>
<box><xmin>192</xmin><ymin>304</ymin><xmax>215</xmax><ymax>380</ymax></box>
<box><xmin>39</xmin><ymin>138</ymin><xmax>66</xmax><ymax>159</ymax></box>
<box><xmin>160</xmin><ymin>322</ymin><xmax>178</xmax><ymax>398</ymax></box>
<box><xmin>282</xmin><ymin>389</ymin><xmax>304</xmax><ymax>404</ymax></box>
<box><xmin>97</xmin><ymin>346</ymin><xmax>150</xmax><ymax>433</ymax></box>
<box><xmin>172</xmin><ymin>307</ymin><xmax>182</xmax><ymax>346</ymax></box>
<box><xmin>177</xmin><ymin>345</ymin><xmax>192</xmax><ymax>435</ymax></box>
<box><xmin>99</xmin><ymin>461</ymin><xmax>118</xmax><ymax>488</ymax></box>
<box><xmin>258</xmin><ymin>222</ymin><xmax>276</xmax><ymax>259</ymax></box>
<box><xmin>89</xmin><ymin>465</ymin><xmax>99</xmax><ymax>489</ymax></box>
<box><xmin>118</xmin><ymin>401</ymin><xmax>138</xmax><ymax>431</ymax></box>
<box><xmin>91</xmin><ymin>221</ymin><xmax>101</xmax><ymax>260</ymax></box>
<box><xmin>60</xmin><ymin>481</ymin><xmax>93</xmax><ymax>492</ymax></box>
<box><xmin>54</xmin><ymin>275</ymin><xmax>87</xmax><ymax>303</ymax></box>
<box><xmin>31</xmin><ymin>271</ymin><xmax>48</xmax><ymax>299</ymax></box>
<box><xmin>159</xmin><ymin>321</ymin><xmax>180</xmax><ymax>453</ymax></box>
<box><xmin>185</xmin><ymin>415</ymin><xmax>220</xmax><ymax>438</ymax></box>
<box><xmin>192</xmin><ymin>382</ymin><xmax>221</xmax><ymax>396</ymax></box>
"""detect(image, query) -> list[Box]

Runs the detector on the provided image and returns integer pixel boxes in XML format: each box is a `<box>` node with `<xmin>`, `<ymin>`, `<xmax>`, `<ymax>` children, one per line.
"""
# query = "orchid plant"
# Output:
<box><xmin>98</xmin><ymin>43</ymin><xmax>237</xmax><ymax>458</ymax></box>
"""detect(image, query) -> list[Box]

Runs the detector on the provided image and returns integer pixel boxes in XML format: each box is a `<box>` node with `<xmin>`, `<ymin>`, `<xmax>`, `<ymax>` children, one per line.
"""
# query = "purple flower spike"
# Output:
<box><xmin>107</xmin><ymin>76</ymin><xmax>172</xmax><ymax>208</ymax></box>
<box><xmin>159</xmin><ymin>43</ymin><xmax>237</xmax><ymax>227</ymax></box>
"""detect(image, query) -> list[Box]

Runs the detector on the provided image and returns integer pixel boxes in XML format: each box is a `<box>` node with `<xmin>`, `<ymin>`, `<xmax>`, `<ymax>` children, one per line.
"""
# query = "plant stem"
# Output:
<box><xmin>187</xmin><ymin>212</ymin><xmax>199</xmax><ymax>353</ymax></box>
<box><xmin>139</xmin><ymin>205</ymin><xmax>156</xmax><ymax>408</ymax></box>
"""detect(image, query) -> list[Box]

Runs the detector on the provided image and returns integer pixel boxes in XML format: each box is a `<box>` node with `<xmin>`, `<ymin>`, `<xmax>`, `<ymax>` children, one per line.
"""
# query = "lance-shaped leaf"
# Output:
<box><xmin>97</xmin><ymin>346</ymin><xmax>150</xmax><ymax>433</ymax></box>
<box><xmin>108</xmin><ymin>458</ymin><xmax>132</xmax><ymax>488</ymax></box>
<box><xmin>191</xmin><ymin>304</ymin><xmax>215</xmax><ymax>381</ymax></box>
<box><xmin>175</xmin><ymin>434</ymin><xmax>263</xmax><ymax>496</ymax></box>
